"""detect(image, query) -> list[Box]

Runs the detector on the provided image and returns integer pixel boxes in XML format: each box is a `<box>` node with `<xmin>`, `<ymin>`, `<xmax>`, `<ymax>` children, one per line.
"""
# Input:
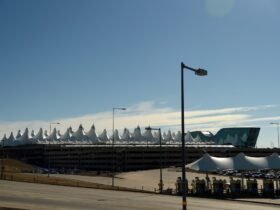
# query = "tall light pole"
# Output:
<box><xmin>145</xmin><ymin>126</ymin><xmax>163</xmax><ymax>193</ymax></box>
<box><xmin>48</xmin><ymin>122</ymin><xmax>60</xmax><ymax>178</ymax></box>
<box><xmin>112</xmin><ymin>107</ymin><xmax>126</xmax><ymax>187</ymax></box>
<box><xmin>270</xmin><ymin>122</ymin><xmax>280</xmax><ymax>148</ymax></box>
<box><xmin>181</xmin><ymin>62</ymin><xmax>207</xmax><ymax>210</ymax></box>
<box><xmin>1</xmin><ymin>138</ymin><xmax>4</xmax><ymax>179</ymax></box>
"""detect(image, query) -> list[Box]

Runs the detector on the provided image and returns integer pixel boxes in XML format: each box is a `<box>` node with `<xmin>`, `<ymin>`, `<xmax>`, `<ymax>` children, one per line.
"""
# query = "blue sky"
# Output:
<box><xmin>0</xmin><ymin>0</ymin><xmax>280</xmax><ymax>147</ymax></box>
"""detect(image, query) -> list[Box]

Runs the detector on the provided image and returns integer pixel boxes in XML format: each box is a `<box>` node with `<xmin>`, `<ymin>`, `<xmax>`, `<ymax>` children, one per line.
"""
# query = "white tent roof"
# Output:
<box><xmin>49</xmin><ymin>128</ymin><xmax>59</xmax><ymax>141</ymax></box>
<box><xmin>1</xmin><ymin>125</ymin><xmax>258</xmax><ymax>147</ymax></box>
<box><xmin>2</xmin><ymin>132</ymin><xmax>15</xmax><ymax>146</ymax></box>
<box><xmin>72</xmin><ymin>124</ymin><xmax>87</xmax><ymax>141</ymax></box>
<box><xmin>174</xmin><ymin>131</ymin><xmax>181</xmax><ymax>141</ymax></box>
<box><xmin>99</xmin><ymin>129</ymin><xmax>109</xmax><ymax>142</ymax></box>
<box><xmin>17</xmin><ymin>128</ymin><xmax>29</xmax><ymax>141</ymax></box>
<box><xmin>110</xmin><ymin>129</ymin><xmax>121</xmax><ymax>141</ymax></box>
<box><xmin>60</xmin><ymin>128</ymin><xmax>72</xmax><ymax>141</ymax></box>
<box><xmin>153</xmin><ymin>131</ymin><xmax>161</xmax><ymax>143</ymax></box>
<box><xmin>86</xmin><ymin>124</ymin><xmax>99</xmax><ymax>143</ymax></box>
<box><xmin>30</xmin><ymin>130</ymin><xmax>36</xmax><ymax>138</ymax></box>
<box><xmin>185</xmin><ymin>131</ymin><xmax>193</xmax><ymax>142</ymax></box>
<box><xmin>7</xmin><ymin>132</ymin><xmax>15</xmax><ymax>145</ymax></box>
<box><xmin>186</xmin><ymin>153</ymin><xmax>280</xmax><ymax>171</ymax></box>
<box><xmin>143</xmin><ymin>129</ymin><xmax>154</xmax><ymax>142</ymax></box>
<box><xmin>16</xmin><ymin>130</ymin><xmax>22</xmax><ymax>139</ymax></box>
<box><xmin>1</xmin><ymin>134</ymin><xmax>7</xmax><ymax>141</ymax></box>
<box><xmin>131</xmin><ymin>126</ymin><xmax>143</xmax><ymax>142</ymax></box>
<box><xmin>163</xmin><ymin>130</ymin><xmax>173</xmax><ymax>143</ymax></box>
<box><xmin>121</xmin><ymin>128</ymin><xmax>131</xmax><ymax>141</ymax></box>
<box><xmin>8</xmin><ymin>132</ymin><xmax>15</xmax><ymax>141</ymax></box>
<box><xmin>34</xmin><ymin>128</ymin><xmax>44</xmax><ymax>141</ymax></box>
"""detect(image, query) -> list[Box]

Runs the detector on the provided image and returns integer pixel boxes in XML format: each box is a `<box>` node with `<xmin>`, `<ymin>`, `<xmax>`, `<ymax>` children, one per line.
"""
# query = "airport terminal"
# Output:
<box><xmin>1</xmin><ymin>124</ymin><xmax>280</xmax><ymax>201</ymax></box>
<box><xmin>1</xmin><ymin>125</ymin><xmax>279</xmax><ymax>172</ymax></box>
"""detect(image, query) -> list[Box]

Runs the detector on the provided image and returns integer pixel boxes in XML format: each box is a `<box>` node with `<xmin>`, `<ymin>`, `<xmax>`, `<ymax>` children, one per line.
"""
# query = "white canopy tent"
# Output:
<box><xmin>186</xmin><ymin>153</ymin><xmax>280</xmax><ymax>171</ymax></box>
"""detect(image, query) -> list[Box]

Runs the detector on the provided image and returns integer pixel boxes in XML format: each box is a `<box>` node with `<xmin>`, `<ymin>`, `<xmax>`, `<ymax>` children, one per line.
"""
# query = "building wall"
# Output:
<box><xmin>1</xmin><ymin>145</ymin><xmax>279</xmax><ymax>172</ymax></box>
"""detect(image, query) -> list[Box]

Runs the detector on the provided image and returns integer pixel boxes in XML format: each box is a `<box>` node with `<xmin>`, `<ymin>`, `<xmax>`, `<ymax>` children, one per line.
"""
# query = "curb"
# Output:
<box><xmin>228</xmin><ymin>198</ymin><xmax>280</xmax><ymax>206</ymax></box>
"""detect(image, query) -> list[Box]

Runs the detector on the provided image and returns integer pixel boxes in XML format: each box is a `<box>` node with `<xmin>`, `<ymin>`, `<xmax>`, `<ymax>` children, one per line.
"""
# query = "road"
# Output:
<box><xmin>0</xmin><ymin>180</ymin><xmax>279</xmax><ymax>210</ymax></box>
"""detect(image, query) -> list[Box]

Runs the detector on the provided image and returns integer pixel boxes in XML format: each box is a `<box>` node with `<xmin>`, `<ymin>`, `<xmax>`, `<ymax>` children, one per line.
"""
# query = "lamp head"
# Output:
<box><xmin>114</xmin><ymin>107</ymin><xmax>126</xmax><ymax>110</ymax></box>
<box><xmin>145</xmin><ymin>126</ymin><xmax>152</xmax><ymax>131</ymax></box>
<box><xmin>195</xmin><ymin>68</ymin><xmax>208</xmax><ymax>76</ymax></box>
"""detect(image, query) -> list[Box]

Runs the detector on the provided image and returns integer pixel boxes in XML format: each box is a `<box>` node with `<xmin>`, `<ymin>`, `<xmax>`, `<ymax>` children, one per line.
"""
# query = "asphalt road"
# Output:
<box><xmin>0</xmin><ymin>180</ymin><xmax>279</xmax><ymax>210</ymax></box>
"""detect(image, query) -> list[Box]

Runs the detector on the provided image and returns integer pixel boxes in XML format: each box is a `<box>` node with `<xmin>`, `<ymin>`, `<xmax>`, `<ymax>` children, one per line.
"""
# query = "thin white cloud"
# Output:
<box><xmin>186</xmin><ymin>105</ymin><xmax>276</xmax><ymax>118</ymax></box>
<box><xmin>242</xmin><ymin>116</ymin><xmax>280</xmax><ymax>123</ymax></box>
<box><xmin>0</xmin><ymin>101</ymin><xmax>277</xmax><ymax>139</ymax></box>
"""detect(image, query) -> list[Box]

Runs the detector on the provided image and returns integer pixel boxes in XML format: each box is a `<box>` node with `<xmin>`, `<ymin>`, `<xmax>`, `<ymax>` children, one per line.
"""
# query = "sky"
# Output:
<box><xmin>0</xmin><ymin>0</ymin><xmax>280</xmax><ymax>147</ymax></box>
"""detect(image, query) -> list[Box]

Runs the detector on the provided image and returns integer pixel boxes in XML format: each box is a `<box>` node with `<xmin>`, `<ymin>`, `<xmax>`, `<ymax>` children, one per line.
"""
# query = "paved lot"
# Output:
<box><xmin>50</xmin><ymin>168</ymin><xmax>275</xmax><ymax>192</ymax></box>
<box><xmin>0</xmin><ymin>180</ymin><xmax>279</xmax><ymax>210</ymax></box>
<box><xmin>48</xmin><ymin>168</ymin><xmax>224</xmax><ymax>191</ymax></box>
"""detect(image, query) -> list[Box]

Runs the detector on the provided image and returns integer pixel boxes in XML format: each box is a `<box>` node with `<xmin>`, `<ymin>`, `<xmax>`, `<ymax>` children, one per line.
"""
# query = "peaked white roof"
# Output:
<box><xmin>153</xmin><ymin>131</ymin><xmax>161</xmax><ymax>143</ymax></box>
<box><xmin>17</xmin><ymin>128</ymin><xmax>29</xmax><ymax>141</ymax></box>
<box><xmin>34</xmin><ymin>128</ymin><xmax>44</xmax><ymax>141</ymax></box>
<box><xmin>2</xmin><ymin>133</ymin><xmax>14</xmax><ymax>146</ymax></box>
<box><xmin>8</xmin><ymin>132</ymin><xmax>15</xmax><ymax>142</ymax></box>
<box><xmin>163</xmin><ymin>130</ymin><xmax>173</xmax><ymax>143</ymax></box>
<box><xmin>13</xmin><ymin>128</ymin><xmax>29</xmax><ymax>145</ymax></box>
<box><xmin>143</xmin><ymin>129</ymin><xmax>154</xmax><ymax>141</ymax></box>
<box><xmin>99</xmin><ymin>129</ymin><xmax>109</xmax><ymax>142</ymax></box>
<box><xmin>174</xmin><ymin>131</ymin><xmax>182</xmax><ymax>141</ymax></box>
<box><xmin>187</xmin><ymin>153</ymin><xmax>280</xmax><ymax>171</ymax></box>
<box><xmin>1</xmin><ymin>134</ymin><xmax>7</xmax><ymax>141</ymax></box>
<box><xmin>60</xmin><ymin>128</ymin><xmax>72</xmax><ymax>140</ymax></box>
<box><xmin>72</xmin><ymin>124</ymin><xmax>87</xmax><ymax>141</ymax></box>
<box><xmin>30</xmin><ymin>130</ymin><xmax>36</xmax><ymax>138</ymax></box>
<box><xmin>131</xmin><ymin>126</ymin><xmax>143</xmax><ymax>142</ymax></box>
<box><xmin>2</xmin><ymin>125</ymin><xmax>258</xmax><ymax>147</ymax></box>
<box><xmin>16</xmin><ymin>130</ymin><xmax>22</xmax><ymax>139</ymax></box>
<box><xmin>86</xmin><ymin>124</ymin><xmax>99</xmax><ymax>143</ymax></box>
<box><xmin>110</xmin><ymin>129</ymin><xmax>121</xmax><ymax>141</ymax></box>
<box><xmin>185</xmin><ymin>131</ymin><xmax>193</xmax><ymax>142</ymax></box>
<box><xmin>121</xmin><ymin>128</ymin><xmax>131</xmax><ymax>141</ymax></box>
<box><xmin>49</xmin><ymin>128</ymin><xmax>60</xmax><ymax>141</ymax></box>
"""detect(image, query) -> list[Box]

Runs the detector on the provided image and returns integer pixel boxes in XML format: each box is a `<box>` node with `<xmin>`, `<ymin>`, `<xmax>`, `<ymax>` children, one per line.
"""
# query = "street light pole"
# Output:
<box><xmin>1</xmin><ymin>139</ymin><xmax>4</xmax><ymax>179</ymax></box>
<box><xmin>48</xmin><ymin>122</ymin><xmax>60</xmax><ymax>178</ymax></box>
<box><xmin>145</xmin><ymin>126</ymin><xmax>163</xmax><ymax>193</ymax></box>
<box><xmin>181</xmin><ymin>62</ymin><xmax>207</xmax><ymax>210</ymax></box>
<box><xmin>270</xmin><ymin>122</ymin><xmax>280</xmax><ymax>148</ymax></box>
<box><xmin>112</xmin><ymin>107</ymin><xmax>126</xmax><ymax>187</ymax></box>
<box><xmin>181</xmin><ymin>63</ymin><xmax>186</xmax><ymax>210</ymax></box>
